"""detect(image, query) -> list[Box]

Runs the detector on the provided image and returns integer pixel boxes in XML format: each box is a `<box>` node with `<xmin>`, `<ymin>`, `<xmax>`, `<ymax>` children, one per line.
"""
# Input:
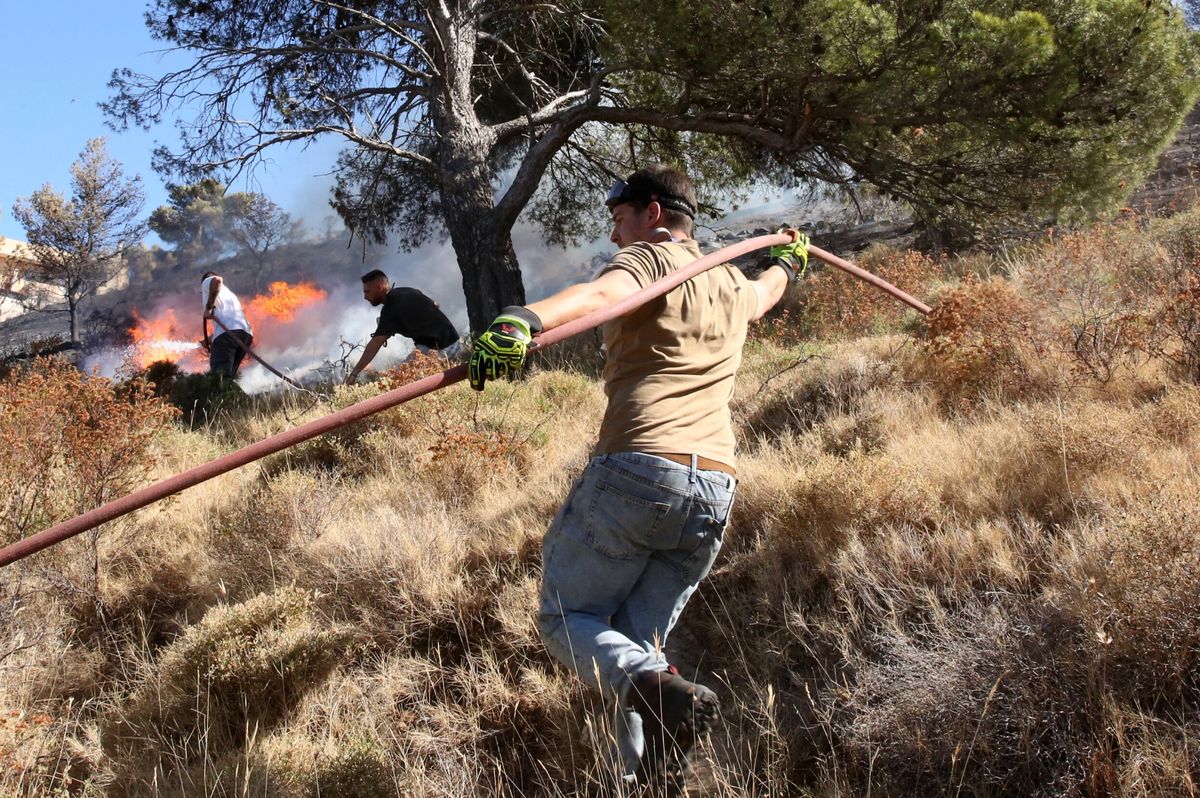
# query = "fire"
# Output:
<box><xmin>125</xmin><ymin>280</ymin><xmax>328</xmax><ymax>372</ymax></box>
<box><xmin>128</xmin><ymin>308</ymin><xmax>202</xmax><ymax>369</ymax></box>
<box><xmin>245</xmin><ymin>281</ymin><xmax>327</xmax><ymax>326</ymax></box>
<box><xmin>129</xmin><ymin>307</ymin><xmax>182</xmax><ymax>344</ymax></box>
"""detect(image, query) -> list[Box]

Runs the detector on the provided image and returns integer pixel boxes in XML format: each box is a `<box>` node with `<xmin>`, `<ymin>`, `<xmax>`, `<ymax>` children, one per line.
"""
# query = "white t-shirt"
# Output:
<box><xmin>201</xmin><ymin>276</ymin><xmax>253</xmax><ymax>336</ymax></box>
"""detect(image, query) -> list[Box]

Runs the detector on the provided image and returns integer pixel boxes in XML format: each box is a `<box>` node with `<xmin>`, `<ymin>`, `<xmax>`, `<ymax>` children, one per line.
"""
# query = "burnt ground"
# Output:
<box><xmin>1128</xmin><ymin>102</ymin><xmax>1200</xmax><ymax>212</ymax></box>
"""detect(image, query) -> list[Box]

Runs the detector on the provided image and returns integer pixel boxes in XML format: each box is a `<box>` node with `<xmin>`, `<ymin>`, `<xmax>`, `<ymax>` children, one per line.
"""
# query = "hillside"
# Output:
<box><xmin>1129</xmin><ymin>103</ymin><xmax>1200</xmax><ymax>212</ymax></box>
<box><xmin>2</xmin><ymin>201</ymin><xmax>1199</xmax><ymax>796</ymax></box>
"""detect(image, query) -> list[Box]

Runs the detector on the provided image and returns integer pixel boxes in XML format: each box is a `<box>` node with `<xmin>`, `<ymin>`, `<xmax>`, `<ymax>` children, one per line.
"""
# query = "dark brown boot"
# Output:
<box><xmin>626</xmin><ymin>668</ymin><xmax>719</xmax><ymax>795</ymax></box>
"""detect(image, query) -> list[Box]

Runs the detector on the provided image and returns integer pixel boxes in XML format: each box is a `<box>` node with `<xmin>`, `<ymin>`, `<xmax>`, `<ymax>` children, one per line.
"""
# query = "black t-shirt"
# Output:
<box><xmin>373</xmin><ymin>287</ymin><xmax>460</xmax><ymax>349</ymax></box>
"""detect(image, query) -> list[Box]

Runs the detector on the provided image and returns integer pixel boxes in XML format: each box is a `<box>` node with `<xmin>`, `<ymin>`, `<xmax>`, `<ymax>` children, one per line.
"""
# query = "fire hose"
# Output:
<box><xmin>209</xmin><ymin>318</ymin><xmax>310</xmax><ymax>392</ymax></box>
<box><xmin>0</xmin><ymin>233</ymin><xmax>929</xmax><ymax>568</ymax></box>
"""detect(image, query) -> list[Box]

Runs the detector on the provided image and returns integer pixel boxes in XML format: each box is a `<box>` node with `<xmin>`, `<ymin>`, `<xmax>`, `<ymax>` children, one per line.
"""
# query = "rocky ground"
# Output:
<box><xmin>1129</xmin><ymin>103</ymin><xmax>1200</xmax><ymax>211</ymax></box>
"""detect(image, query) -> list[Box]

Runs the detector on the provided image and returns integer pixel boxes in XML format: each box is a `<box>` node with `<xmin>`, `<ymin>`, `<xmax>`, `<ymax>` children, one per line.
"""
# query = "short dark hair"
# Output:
<box><xmin>361</xmin><ymin>269</ymin><xmax>388</xmax><ymax>284</ymax></box>
<box><xmin>613</xmin><ymin>165</ymin><xmax>697</xmax><ymax>236</ymax></box>
<box><xmin>201</xmin><ymin>271</ymin><xmax>218</xmax><ymax>282</ymax></box>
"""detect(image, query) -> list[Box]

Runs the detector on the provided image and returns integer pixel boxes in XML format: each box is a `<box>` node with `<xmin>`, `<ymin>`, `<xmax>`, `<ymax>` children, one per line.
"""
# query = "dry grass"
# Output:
<box><xmin>2</xmin><ymin>209</ymin><xmax>1200</xmax><ymax>796</ymax></box>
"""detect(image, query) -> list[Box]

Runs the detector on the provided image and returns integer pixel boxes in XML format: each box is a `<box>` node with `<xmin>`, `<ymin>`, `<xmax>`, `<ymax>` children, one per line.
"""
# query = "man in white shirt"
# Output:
<box><xmin>200</xmin><ymin>271</ymin><xmax>254</xmax><ymax>377</ymax></box>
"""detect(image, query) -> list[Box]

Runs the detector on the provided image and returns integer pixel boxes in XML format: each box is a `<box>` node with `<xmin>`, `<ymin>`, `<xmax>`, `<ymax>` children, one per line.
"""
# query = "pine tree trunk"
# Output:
<box><xmin>68</xmin><ymin>295</ymin><xmax>79</xmax><ymax>343</ymax></box>
<box><xmin>431</xmin><ymin>13</ymin><xmax>527</xmax><ymax>333</ymax></box>
<box><xmin>438</xmin><ymin>133</ymin><xmax>526</xmax><ymax>334</ymax></box>
<box><xmin>444</xmin><ymin>198</ymin><xmax>526</xmax><ymax>334</ymax></box>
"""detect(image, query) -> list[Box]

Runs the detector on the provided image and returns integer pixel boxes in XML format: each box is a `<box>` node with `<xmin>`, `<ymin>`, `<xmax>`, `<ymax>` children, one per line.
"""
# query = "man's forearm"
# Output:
<box><xmin>348</xmin><ymin>336</ymin><xmax>387</xmax><ymax>378</ymax></box>
<box><xmin>526</xmin><ymin>269</ymin><xmax>642</xmax><ymax>330</ymax></box>
<box><xmin>751</xmin><ymin>265</ymin><xmax>790</xmax><ymax>320</ymax></box>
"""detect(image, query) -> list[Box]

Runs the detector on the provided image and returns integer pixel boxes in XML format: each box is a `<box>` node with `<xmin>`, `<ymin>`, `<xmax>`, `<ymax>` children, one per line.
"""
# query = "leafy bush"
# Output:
<box><xmin>0</xmin><ymin>358</ymin><xmax>178</xmax><ymax>546</ymax></box>
<box><xmin>129</xmin><ymin>359</ymin><xmax>249</xmax><ymax>427</ymax></box>
<box><xmin>169</xmin><ymin>374</ymin><xmax>248</xmax><ymax>427</ymax></box>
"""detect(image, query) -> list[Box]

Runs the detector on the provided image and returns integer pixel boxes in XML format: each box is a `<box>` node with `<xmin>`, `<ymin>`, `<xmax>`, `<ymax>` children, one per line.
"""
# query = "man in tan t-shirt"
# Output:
<box><xmin>468</xmin><ymin>165</ymin><xmax>809</xmax><ymax>792</ymax></box>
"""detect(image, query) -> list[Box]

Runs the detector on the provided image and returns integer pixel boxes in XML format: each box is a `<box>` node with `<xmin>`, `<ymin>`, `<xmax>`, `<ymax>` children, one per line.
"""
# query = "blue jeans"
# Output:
<box><xmin>538</xmin><ymin>452</ymin><xmax>736</xmax><ymax>775</ymax></box>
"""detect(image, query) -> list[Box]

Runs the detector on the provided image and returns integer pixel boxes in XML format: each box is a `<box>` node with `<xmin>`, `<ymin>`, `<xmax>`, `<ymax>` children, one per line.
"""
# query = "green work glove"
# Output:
<box><xmin>469</xmin><ymin>306</ymin><xmax>543</xmax><ymax>391</ymax></box>
<box><xmin>766</xmin><ymin>228</ymin><xmax>811</xmax><ymax>281</ymax></box>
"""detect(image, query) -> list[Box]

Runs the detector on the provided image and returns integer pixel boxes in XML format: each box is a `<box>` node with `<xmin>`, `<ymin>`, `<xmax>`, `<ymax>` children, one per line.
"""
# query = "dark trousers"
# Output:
<box><xmin>209</xmin><ymin>330</ymin><xmax>253</xmax><ymax>377</ymax></box>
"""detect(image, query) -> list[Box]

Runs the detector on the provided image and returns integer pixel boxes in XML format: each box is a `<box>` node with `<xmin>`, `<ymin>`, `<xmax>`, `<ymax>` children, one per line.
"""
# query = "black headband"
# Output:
<box><xmin>605</xmin><ymin>179</ymin><xmax>696</xmax><ymax>219</ymax></box>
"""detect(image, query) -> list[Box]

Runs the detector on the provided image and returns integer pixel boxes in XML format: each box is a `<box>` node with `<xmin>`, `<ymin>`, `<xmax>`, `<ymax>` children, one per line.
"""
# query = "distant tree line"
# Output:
<box><xmin>148</xmin><ymin>178</ymin><xmax>301</xmax><ymax>289</ymax></box>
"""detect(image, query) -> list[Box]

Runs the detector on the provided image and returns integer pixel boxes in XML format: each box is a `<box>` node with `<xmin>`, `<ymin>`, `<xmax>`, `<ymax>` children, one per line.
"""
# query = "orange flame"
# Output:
<box><xmin>245</xmin><ymin>281</ymin><xmax>327</xmax><ymax>326</ymax></box>
<box><xmin>129</xmin><ymin>307</ymin><xmax>182</xmax><ymax>344</ymax></box>
<box><xmin>126</xmin><ymin>280</ymin><xmax>328</xmax><ymax>371</ymax></box>
<box><xmin>127</xmin><ymin>308</ymin><xmax>201</xmax><ymax>369</ymax></box>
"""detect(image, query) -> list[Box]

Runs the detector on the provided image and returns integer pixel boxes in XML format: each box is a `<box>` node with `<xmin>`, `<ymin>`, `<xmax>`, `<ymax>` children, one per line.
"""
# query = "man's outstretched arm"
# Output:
<box><xmin>527</xmin><ymin>268</ymin><xmax>643</xmax><ymax>330</ymax></box>
<box><xmin>344</xmin><ymin>335</ymin><xmax>388</xmax><ymax>384</ymax></box>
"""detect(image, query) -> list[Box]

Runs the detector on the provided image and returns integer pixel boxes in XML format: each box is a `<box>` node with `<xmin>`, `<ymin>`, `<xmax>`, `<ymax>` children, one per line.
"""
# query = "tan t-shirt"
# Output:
<box><xmin>592</xmin><ymin>239</ymin><xmax>759</xmax><ymax>469</ymax></box>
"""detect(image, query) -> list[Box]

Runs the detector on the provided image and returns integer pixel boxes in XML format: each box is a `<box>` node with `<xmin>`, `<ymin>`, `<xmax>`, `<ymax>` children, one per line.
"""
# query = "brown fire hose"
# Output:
<box><xmin>808</xmin><ymin>243</ymin><xmax>932</xmax><ymax>314</ymax></box>
<box><xmin>0</xmin><ymin>233</ymin><xmax>928</xmax><ymax>567</ymax></box>
<box><xmin>208</xmin><ymin>318</ymin><xmax>311</xmax><ymax>392</ymax></box>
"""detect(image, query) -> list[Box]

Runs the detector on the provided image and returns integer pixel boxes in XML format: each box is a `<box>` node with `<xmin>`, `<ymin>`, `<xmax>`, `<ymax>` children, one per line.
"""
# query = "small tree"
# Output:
<box><xmin>226</xmin><ymin>192</ymin><xmax>296</xmax><ymax>289</ymax></box>
<box><xmin>12</xmin><ymin>138</ymin><xmax>147</xmax><ymax>343</ymax></box>
<box><xmin>147</xmin><ymin>178</ymin><xmax>234</xmax><ymax>265</ymax></box>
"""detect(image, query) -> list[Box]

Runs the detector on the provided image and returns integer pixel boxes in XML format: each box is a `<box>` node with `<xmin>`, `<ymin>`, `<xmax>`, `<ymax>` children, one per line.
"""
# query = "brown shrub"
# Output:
<box><xmin>0</xmin><ymin>358</ymin><xmax>178</xmax><ymax>547</ymax></box>
<box><xmin>1014</xmin><ymin>210</ymin><xmax>1200</xmax><ymax>386</ymax></box>
<box><xmin>1153</xmin><ymin>271</ymin><xmax>1200</xmax><ymax>382</ymax></box>
<box><xmin>743</xmin><ymin>451</ymin><xmax>942</xmax><ymax>605</ymax></box>
<box><xmin>749</xmin><ymin>305</ymin><xmax>808</xmax><ymax>347</ymax></box>
<box><xmin>797</xmin><ymin>245</ymin><xmax>943</xmax><ymax>339</ymax></box>
<box><xmin>378</xmin><ymin>348</ymin><xmax>457</xmax><ymax>388</ymax></box>
<box><xmin>104</xmin><ymin>587</ymin><xmax>356</xmax><ymax>793</ymax></box>
<box><xmin>921</xmin><ymin>275</ymin><xmax>1056</xmax><ymax>403</ymax></box>
<box><xmin>7</xmin><ymin>293</ymin><xmax>1200</xmax><ymax>798</ymax></box>
<box><xmin>0</xmin><ymin>707</ymin><xmax>86</xmax><ymax>797</ymax></box>
<box><xmin>263</xmin><ymin>733</ymin><xmax>394</xmax><ymax>798</ymax></box>
<box><xmin>1144</xmin><ymin>382</ymin><xmax>1200</xmax><ymax>442</ymax></box>
<box><xmin>1058</xmin><ymin>489</ymin><xmax>1200</xmax><ymax>705</ymax></box>
<box><xmin>1021</xmin><ymin>224</ymin><xmax>1162</xmax><ymax>385</ymax></box>
<box><xmin>1149</xmin><ymin>204</ymin><xmax>1200</xmax><ymax>268</ymax></box>
<box><xmin>738</xmin><ymin>337</ymin><xmax>912</xmax><ymax>441</ymax></box>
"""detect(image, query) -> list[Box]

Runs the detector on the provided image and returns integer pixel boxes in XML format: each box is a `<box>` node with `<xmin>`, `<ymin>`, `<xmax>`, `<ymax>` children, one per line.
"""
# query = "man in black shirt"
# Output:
<box><xmin>344</xmin><ymin>269</ymin><xmax>463</xmax><ymax>384</ymax></box>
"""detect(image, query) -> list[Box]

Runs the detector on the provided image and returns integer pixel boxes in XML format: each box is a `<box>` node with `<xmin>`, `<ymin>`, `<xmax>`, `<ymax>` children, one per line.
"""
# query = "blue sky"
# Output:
<box><xmin>0</xmin><ymin>2</ymin><xmax>807</xmax><ymax>252</ymax></box>
<box><xmin>0</xmin><ymin>2</ymin><xmax>344</xmax><ymax>243</ymax></box>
